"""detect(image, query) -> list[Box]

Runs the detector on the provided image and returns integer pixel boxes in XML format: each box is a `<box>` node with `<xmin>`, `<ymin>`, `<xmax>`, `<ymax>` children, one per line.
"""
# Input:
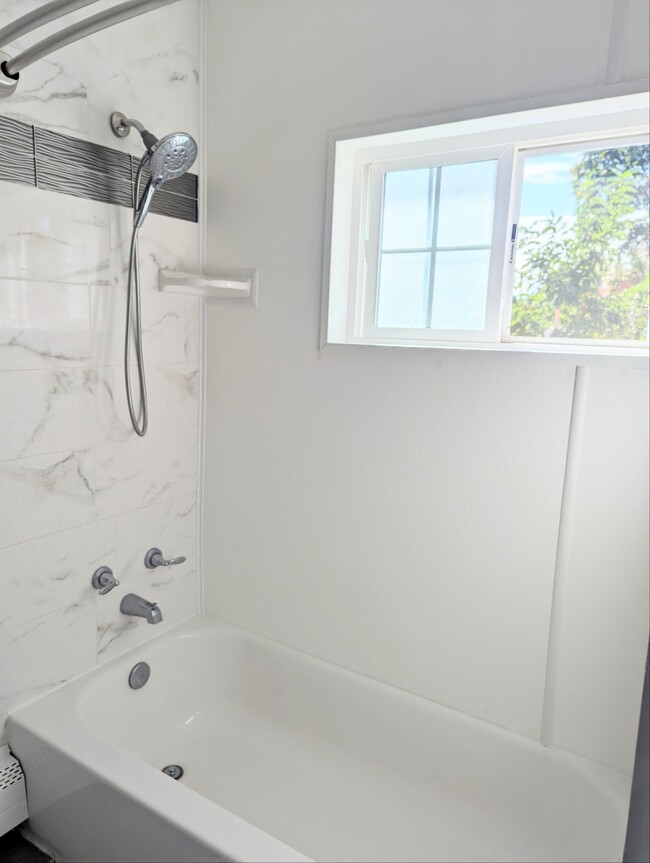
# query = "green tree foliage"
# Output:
<box><xmin>511</xmin><ymin>144</ymin><xmax>649</xmax><ymax>341</ymax></box>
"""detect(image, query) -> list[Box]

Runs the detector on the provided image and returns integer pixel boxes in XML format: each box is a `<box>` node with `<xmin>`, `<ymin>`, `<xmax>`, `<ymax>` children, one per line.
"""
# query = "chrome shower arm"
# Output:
<box><xmin>110</xmin><ymin>113</ymin><xmax>159</xmax><ymax>154</ymax></box>
<box><xmin>0</xmin><ymin>0</ymin><xmax>101</xmax><ymax>51</ymax></box>
<box><xmin>122</xmin><ymin>118</ymin><xmax>147</xmax><ymax>136</ymax></box>
<box><xmin>2</xmin><ymin>0</ymin><xmax>181</xmax><ymax>77</ymax></box>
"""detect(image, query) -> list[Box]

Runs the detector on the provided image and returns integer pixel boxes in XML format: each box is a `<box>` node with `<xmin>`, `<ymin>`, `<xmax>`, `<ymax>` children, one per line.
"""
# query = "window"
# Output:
<box><xmin>325</xmin><ymin>94</ymin><xmax>650</xmax><ymax>355</ymax></box>
<box><xmin>510</xmin><ymin>140</ymin><xmax>649</xmax><ymax>345</ymax></box>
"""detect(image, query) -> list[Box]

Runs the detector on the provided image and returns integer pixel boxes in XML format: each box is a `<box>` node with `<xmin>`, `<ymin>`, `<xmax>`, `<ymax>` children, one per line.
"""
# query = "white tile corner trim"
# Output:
<box><xmin>0</xmin><ymin>0</ymin><xmax>202</xmax><ymax>724</ymax></box>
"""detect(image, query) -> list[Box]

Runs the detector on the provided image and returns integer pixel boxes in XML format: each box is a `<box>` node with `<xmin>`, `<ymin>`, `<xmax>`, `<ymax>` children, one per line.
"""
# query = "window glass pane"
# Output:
<box><xmin>436</xmin><ymin>160</ymin><xmax>498</xmax><ymax>247</ymax></box>
<box><xmin>376</xmin><ymin>252</ymin><xmax>430</xmax><ymax>328</ymax></box>
<box><xmin>511</xmin><ymin>142</ymin><xmax>650</xmax><ymax>342</ymax></box>
<box><xmin>380</xmin><ymin>168</ymin><xmax>433</xmax><ymax>250</ymax></box>
<box><xmin>430</xmin><ymin>249</ymin><xmax>491</xmax><ymax>330</ymax></box>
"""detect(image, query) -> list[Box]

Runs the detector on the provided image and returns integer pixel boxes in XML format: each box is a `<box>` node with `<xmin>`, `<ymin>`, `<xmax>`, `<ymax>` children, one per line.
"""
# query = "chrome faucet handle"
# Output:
<box><xmin>91</xmin><ymin>566</ymin><xmax>120</xmax><ymax>596</ymax></box>
<box><xmin>144</xmin><ymin>547</ymin><xmax>187</xmax><ymax>569</ymax></box>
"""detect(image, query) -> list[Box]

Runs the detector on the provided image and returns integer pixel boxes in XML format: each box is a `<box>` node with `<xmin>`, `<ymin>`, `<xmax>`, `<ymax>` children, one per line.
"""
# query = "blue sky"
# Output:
<box><xmin>519</xmin><ymin>152</ymin><xmax>581</xmax><ymax>221</ymax></box>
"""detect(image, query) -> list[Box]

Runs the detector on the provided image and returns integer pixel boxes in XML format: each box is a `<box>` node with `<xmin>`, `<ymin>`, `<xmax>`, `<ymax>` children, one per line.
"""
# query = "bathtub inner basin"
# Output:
<box><xmin>10</xmin><ymin>617</ymin><xmax>631</xmax><ymax>863</ymax></box>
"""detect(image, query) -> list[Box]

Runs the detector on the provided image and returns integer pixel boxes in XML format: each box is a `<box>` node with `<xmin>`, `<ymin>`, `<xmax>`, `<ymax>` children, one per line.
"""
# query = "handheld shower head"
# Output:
<box><xmin>110</xmin><ymin>112</ymin><xmax>198</xmax><ymax>228</ymax></box>
<box><xmin>150</xmin><ymin>132</ymin><xmax>198</xmax><ymax>184</ymax></box>
<box><xmin>134</xmin><ymin>131</ymin><xmax>197</xmax><ymax>228</ymax></box>
<box><xmin>111</xmin><ymin>110</ymin><xmax>199</xmax><ymax>438</ymax></box>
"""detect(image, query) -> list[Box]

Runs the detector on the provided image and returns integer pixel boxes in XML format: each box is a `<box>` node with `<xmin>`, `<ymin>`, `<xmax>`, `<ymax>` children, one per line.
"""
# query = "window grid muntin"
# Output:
<box><xmin>375</xmin><ymin>158</ymin><xmax>499</xmax><ymax>335</ymax></box>
<box><xmin>424</xmin><ymin>166</ymin><xmax>442</xmax><ymax>328</ymax></box>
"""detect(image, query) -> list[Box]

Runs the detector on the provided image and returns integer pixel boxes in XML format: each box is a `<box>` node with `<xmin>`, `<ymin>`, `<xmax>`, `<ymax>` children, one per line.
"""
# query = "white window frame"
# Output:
<box><xmin>362</xmin><ymin>145</ymin><xmax>513</xmax><ymax>344</ymax></box>
<box><xmin>323</xmin><ymin>92</ymin><xmax>650</xmax><ymax>361</ymax></box>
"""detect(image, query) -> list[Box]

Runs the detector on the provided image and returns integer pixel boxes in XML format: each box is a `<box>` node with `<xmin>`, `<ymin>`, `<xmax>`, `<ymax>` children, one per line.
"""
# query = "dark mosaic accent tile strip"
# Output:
<box><xmin>35</xmin><ymin>127</ymin><xmax>132</xmax><ymax>185</ymax></box>
<box><xmin>149</xmin><ymin>189</ymin><xmax>198</xmax><ymax>222</ymax></box>
<box><xmin>37</xmin><ymin>159</ymin><xmax>133</xmax><ymax>207</ymax></box>
<box><xmin>169</xmin><ymin>170</ymin><xmax>198</xmax><ymax>199</ymax></box>
<box><xmin>0</xmin><ymin>113</ymin><xmax>36</xmax><ymax>186</ymax></box>
<box><xmin>0</xmin><ymin>113</ymin><xmax>32</xmax><ymax>136</ymax></box>
<box><xmin>0</xmin><ymin>114</ymin><xmax>34</xmax><ymax>152</ymax></box>
<box><xmin>136</xmin><ymin>159</ymin><xmax>198</xmax><ymax>199</ymax></box>
<box><xmin>0</xmin><ymin>116</ymin><xmax>198</xmax><ymax>222</ymax></box>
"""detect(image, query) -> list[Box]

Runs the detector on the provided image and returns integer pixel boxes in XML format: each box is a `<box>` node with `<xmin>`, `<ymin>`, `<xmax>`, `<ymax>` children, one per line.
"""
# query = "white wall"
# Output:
<box><xmin>550</xmin><ymin>367</ymin><xmax>649</xmax><ymax>772</ymax></box>
<box><xmin>0</xmin><ymin>1</ymin><xmax>201</xmax><ymax>743</ymax></box>
<box><xmin>203</xmin><ymin>0</ymin><xmax>649</xmax><ymax>773</ymax></box>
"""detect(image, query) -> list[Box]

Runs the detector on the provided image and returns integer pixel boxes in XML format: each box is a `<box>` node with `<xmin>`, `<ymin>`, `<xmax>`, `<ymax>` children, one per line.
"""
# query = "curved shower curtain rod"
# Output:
<box><xmin>0</xmin><ymin>0</ymin><xmax>181</xmax><ymax>97</ymax></box>
<box><xmin>0</xmin><ymin>0</ymin><xmax>101</xmax><ymax>50</ymax></box>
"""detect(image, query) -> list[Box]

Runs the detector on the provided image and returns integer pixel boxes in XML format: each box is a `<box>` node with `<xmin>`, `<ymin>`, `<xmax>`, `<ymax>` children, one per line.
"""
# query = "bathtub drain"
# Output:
<box><xmin>162</xmin><ymin>764</ymin><xmax>184</xmax><ymax>780</ymax></box>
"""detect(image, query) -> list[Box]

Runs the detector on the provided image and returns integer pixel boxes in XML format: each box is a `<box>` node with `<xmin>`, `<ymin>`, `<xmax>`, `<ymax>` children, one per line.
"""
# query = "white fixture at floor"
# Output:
<box><xmin>0</xmin><ymin>745</ymin><xmax>28</xmax><ymax>837</ymax></box>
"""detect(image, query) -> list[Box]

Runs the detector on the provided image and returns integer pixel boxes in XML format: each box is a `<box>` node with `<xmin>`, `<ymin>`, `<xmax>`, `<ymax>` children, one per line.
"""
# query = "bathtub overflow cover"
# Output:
<box><xmin>162</xmin><ymin>764</ymin><xmax>184</xmax><ymax>780</ymax></box>
<box><xmin>128</xmin><ymin>661</ymin><xmax>150</xmax><ymax>690</ymax></box>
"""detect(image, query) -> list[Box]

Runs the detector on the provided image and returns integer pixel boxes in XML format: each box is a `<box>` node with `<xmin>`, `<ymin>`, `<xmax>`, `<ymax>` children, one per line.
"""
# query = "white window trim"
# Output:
<box><xmin>322</xmin><ymin>90</ymin><xmax>650</xmax><ymax>366</ymax></box>
<box><xmin>361</xmin><ymin>144</ymin><xmax>512</xmax><ymax>345</ymax></box>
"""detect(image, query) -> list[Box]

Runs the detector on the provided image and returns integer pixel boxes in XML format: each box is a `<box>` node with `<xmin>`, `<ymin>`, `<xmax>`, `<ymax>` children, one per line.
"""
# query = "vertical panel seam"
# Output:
<box><xmin>195</xmin><ymin>0</ymin><xmax>208</xmax><ymax>615</ymax></box>
<box><xmin>606</xmin><ymin>0</ymin><xmax>629</xmax><ymax>85</ymax></box>
<box><xmin>540</xmin><ymin>364</ymin><xmax>591</xmax><ymax>746</ymax></box>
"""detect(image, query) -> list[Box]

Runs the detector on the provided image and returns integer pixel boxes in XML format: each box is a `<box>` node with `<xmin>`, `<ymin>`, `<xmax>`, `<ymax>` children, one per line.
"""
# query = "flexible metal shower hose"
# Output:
<box><xmin>124</xmin><ymin>158</ymin><xmax>149</xmax><ymax>437</ymax></box>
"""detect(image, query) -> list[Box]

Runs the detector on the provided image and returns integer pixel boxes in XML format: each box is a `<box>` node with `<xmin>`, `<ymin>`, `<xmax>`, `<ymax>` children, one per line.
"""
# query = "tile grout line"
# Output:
<box><xmin>31</xmin><ymin>123</ymin><xmax>38</xmax><ymax>188</ymax></box>
<box><xmin>0</xmin><ymin>554</ymin><xmax>199</xmax><ymax>642</ymax></box>
<box><xmin>0</xmin><ymin>594</ymin><xmax>100</xmax><ymax>643</ymax></box>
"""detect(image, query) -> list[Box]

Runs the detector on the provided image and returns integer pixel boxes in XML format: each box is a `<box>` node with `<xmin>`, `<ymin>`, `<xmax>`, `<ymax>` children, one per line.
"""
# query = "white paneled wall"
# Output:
<box><xmin>0</xmin><ymin>0</ymin><xmax>202</xmax><ymax>744</ymax></box>
<box><xmin>206</xmin><ymin>352</ymin><xmax>576</xmax><ymax>739</ymax></box>
<box><xmin>551</xmin><ymin>368</ymin><xmax>650</xmax><ymax>774</ymax></box>
<box><xmin>203</xmin><ymin>0</ymin><xmax>649</xmax><ymax>773</ymax></box>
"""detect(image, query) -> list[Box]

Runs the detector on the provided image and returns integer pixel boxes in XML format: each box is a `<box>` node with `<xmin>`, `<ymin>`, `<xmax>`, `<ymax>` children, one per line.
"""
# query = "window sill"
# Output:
<box><xmin>323</xmin><ymin>337</ymin><xmax>650</xmax><ymax>368</ymax></box>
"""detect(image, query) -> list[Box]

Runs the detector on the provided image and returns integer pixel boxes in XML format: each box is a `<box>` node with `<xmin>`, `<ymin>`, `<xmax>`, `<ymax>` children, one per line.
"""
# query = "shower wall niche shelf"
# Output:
<box><xmin>159</xmin><ymin>269</ymin><xmax>258</xmax><ymax>305</ymax></box>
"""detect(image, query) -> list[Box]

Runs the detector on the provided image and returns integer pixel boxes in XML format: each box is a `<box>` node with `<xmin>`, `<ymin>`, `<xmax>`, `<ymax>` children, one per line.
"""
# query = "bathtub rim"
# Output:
<box><xmin>7</xmin><ymin>614</ymin><xmax>633</xmax><ymax>862</ymax></box>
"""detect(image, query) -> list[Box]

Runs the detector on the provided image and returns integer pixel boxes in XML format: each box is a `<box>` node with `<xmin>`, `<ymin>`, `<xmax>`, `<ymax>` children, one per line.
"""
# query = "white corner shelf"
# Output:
<box><xmin>159</xmin><ymin>268</ymin><xmax>258</xmax><ymax>306</ymax></box>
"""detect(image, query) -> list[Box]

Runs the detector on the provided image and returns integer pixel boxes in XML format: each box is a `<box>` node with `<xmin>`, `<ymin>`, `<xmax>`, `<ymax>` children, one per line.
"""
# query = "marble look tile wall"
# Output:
<box><xmin>0</xmin><ymin>0</ymin><xmax>202</xmax><ymax>743</ymax></box>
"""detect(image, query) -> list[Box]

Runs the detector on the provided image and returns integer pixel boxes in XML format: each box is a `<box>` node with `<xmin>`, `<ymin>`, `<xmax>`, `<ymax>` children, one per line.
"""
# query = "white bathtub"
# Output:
<box><xmin>8</xmin><ymin>617</ymin><xmax>630</xmax><ymax>863</ymax></box>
